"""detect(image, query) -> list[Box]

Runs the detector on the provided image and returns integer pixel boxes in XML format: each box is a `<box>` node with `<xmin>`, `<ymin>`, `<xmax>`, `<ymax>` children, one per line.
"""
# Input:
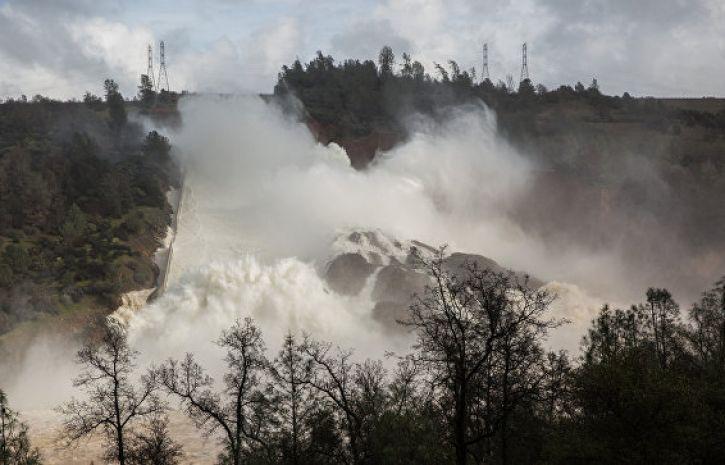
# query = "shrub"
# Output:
<box><xmin>2</xmin><ymin>244</ymin><xmax>30</xmax><ymax>273</ymax></box>
<box><xmin>0</xmin><ymin>263</ymin><xmax>13</xmax><ymax>287</ymax></box>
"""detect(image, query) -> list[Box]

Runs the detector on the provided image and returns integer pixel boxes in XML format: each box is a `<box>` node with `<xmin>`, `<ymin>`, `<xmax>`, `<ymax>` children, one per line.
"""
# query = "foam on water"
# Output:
<box><xmin>128</xmin><ymin>255</ymin><xmax>406</xmax><ymax>372</ymax></box>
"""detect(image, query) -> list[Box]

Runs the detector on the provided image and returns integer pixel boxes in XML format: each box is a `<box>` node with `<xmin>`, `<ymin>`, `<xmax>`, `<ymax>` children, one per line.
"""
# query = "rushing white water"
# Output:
<box><xmin>123</xmin><ymin>95</ymin><xmax>607</xmax><ymax>366</ymax></box>
<box><xmin>3</xmin><ymin>94</ymin><xmax>612</xmax><ymax>465</ymax></box>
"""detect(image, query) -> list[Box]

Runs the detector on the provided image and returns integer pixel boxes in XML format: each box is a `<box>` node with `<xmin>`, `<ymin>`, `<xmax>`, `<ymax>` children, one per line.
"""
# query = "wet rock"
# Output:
<box><xmin>325</xmin><ymin>230</ymin><xmax>543</xmax><ymax>333</ymax></box>
<box><xmin>325</xmin><ymin>252</ymin><xmax>376</xmax><ymax>296</ymax></box>
<box><xmin>370</xmin><ymin>264</ymin><xmax>429</xmax><ymax>333</ymax></box>
<box><xmin>372</xmin><ymin>264</ymin><xmax>428</xmax><ymax>304</ymax></box>
<box><xmin>443</xmin><ymin>253</ymin><xmax>543</xmax><ymax>288</ymax></box>
<box><xmin>371</xmin><ymin>301</ymin><xmax>411</xmax><ymax>332</ymax></box>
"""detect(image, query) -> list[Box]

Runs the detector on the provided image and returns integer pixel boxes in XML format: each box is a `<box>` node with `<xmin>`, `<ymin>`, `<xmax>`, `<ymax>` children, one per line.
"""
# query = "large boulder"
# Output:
<box><xmin>443</xmin><ymin>252</ymin><xmax>543</xmax><ymax>289</ymax></box>
<box><xmin>372</xmin><ymin>264</ymin><xmax>428</xmax><ymax>303</ymax></box>
<box><xmin>370</xmin><ymin>264</ymin><xmax>429</xmax><ymax>331</ymax></box>
<box><xmin>323</xmin><ymin>230</ymin><xmax>543</xmax><ymax>333</ymax></box>
<box><xmin>324</xmin><ymin>252</ymin><xmax>376</xmax><ymax>296</ymax></box>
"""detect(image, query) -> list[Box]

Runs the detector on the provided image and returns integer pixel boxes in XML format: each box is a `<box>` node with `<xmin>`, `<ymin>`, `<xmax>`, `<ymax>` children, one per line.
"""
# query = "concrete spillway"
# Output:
<box><xmin>161</xmin><ymin>170</ymin><xmax>268</xmax><ymax>289</ymax></box>
<box><xmin>154</xmin><ymin>178</ymin><xmax>184</xmax><ymax>295</ymax></box>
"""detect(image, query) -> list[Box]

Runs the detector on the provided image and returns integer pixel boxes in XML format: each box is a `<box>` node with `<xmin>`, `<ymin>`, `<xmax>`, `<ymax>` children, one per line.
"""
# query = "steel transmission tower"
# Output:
<box><xmin>157</xmin><ymin>41</ymin><xmax>170</xmax><ymax>91</ymax></box>
<box><xmin>482</xmin><ymin>43</ymin><xmax>490</xmax><ymax>81</ymax></box>
<box><xmin>520</xmin><ymin>42</ymin><xmax>529</xmax><ymax>82</ymax></box>
<box><xmin>146</xmin><ymin>44</ymin><xmax>155</xmax><ymax>90</ymax></box>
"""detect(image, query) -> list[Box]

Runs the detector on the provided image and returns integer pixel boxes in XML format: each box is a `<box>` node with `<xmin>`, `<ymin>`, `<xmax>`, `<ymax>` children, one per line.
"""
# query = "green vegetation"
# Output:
<box><xmin>0</xmin><ymin>389</ymin><xmax>42</xmax><ymax>465</ymax></box>
<box><xmin>277</xmin><ymin>48</ymin><xmax>725</xmax><ymax>144</ymax></box>
<box><xmin>0</xmin><ymin>81</ymin><xmax>176</xmax><ymax>335</ymax></box>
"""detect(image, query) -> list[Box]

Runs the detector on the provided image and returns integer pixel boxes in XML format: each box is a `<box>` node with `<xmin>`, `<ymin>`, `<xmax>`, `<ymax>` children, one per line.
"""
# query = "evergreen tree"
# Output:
<box><xmin>270</xmin><ymin>333</ymin><xmax>315</xmax><ymax>465</ymax></box>
<box><xmin>0</xmin><ymin>390</ymin><xmax>42</xmax><ymax>465</ymax></box>
<box><xmin>138</xmin><ymin>75</ymin><xmax>156</xmax><ymax>108</ymax></box>
<box><xmin>104</xmin><ymin>78</ymin><xmax>127</xmax><ymax>129</ymax></box>
<box><xmin>378</xmin><ymin>46</ymin><xmax>395</xmax><ymax>77</ymax></box>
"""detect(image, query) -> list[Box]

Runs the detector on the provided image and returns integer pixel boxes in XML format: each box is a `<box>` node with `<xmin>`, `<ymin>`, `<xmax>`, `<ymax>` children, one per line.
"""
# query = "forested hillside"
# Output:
<box><xmin>0</xmin><ymin>81</ymin><xmax>177</xmax><ymax>335</ymax></box>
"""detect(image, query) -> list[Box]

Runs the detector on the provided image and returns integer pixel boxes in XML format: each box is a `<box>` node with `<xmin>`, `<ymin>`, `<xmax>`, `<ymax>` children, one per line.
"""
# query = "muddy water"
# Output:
<box><xmin>23</xmin><ymin>410</ymin><xmax>218</xmax><ymax>465</ymax></box>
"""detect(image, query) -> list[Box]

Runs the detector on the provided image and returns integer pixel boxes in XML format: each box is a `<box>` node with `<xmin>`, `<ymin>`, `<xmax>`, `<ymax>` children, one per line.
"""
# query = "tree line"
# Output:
<box><xmin>3</xmin><ymin>248</ymin><xmax>724</xmax><ymax>465</ymax></box>
<box><xmin>274</xmin><ymin>46</ymin><xmax>725</xmax><ymax>146</ymax></box>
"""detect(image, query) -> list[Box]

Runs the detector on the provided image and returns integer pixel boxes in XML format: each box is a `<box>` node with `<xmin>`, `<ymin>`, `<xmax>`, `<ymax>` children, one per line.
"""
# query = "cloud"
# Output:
<box><xmin>248</xmin><ymin>16</ymin><xmax>303</xmax><ymax>78</ymax></box>
<box><xmin>533</xmin><ymin>0</ymin><xmax>724</xmax><ymax>95</ymax></box>
<box><xmin>167</xmin><ymin>16</ymin><xmax>303</xmax><ymax>95</ymax></box>
<box><xmin>543</xmin><ymin>0</ymin><xmax>708</xmax><ymax>26</ymax></box>
<box><xmin>0</xmin><ymin>0</ymin><xmax>723</xmax><ymax>98</ymax></box>
<box><xmin>331</xmin><ymin>19</ymin><xmax>412</xmax><ymax>60</ymax></box>
<box><xmin>0</xmin><ymin>0</ymin><xmax>149</xmax><ymax>99</ymax></box>
<box><xmin>171</xmin><ymin>37</ymin><xmax>243</xmax><ymax>93</ymax></box>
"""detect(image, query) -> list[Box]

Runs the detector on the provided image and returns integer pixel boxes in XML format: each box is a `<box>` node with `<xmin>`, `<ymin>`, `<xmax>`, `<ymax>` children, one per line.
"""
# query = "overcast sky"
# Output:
<box><xmin>1</xmin><ymin>0</ymin><xmax>724</xmax><ymax>100</ymax></box>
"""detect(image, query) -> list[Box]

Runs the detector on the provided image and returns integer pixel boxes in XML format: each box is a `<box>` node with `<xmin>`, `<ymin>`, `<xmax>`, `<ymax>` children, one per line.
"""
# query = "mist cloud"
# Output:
<box><xmin>0</xmin><ymin>93</ymin><xmax>687</xmax><ymax>409</ymax></box>
<box><xmin>116</xmin><ymin>95</ymin><xmax>614</xmax><ymax>374</ymax></box>
<box><xmin>1</xmin><ymin>0</ymin><xmax>724</xmax><ymax>99</ymax></box>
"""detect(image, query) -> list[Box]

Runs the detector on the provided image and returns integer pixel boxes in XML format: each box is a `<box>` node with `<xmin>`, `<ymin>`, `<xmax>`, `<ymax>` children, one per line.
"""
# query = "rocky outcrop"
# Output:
<box><xmin>370</xmin><ymin>264</ymin><xmax>429</xmax><ymax>330</ymax></box>
<box><xmin>443</xmin><ymin>252</ymin><xmax>543</xmax><ymax>289</ymax></box>
<box><xmin>323</xmin><ymin>230</ymin><xmax>542</xmax><ymax>333</ymax></box>
<box><xmin>306</xmin><ymin>119</ymin><xmax>401</xmax><ymax>169</ymax></box>
<box><xmin>336</xmin><ymin>132</ymin><xmax>400</xmax><ymax>169</ymax></box>
<box><xmin>324</xmin><ymin>252</ymin><xmax>376</xmax><ymax>296</ymax></box>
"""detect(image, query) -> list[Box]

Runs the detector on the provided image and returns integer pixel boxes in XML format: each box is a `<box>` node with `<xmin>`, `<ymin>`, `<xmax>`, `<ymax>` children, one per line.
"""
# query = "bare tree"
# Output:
<box><xmin>301</xmin><ymin>339</ymin><xmax>387</xmax><ymax>465</ymax></box>
<box><xmin>125</xmin><ymin>416</ymin><xmax>182</xmax><ymax>465</ymax></box>
<box><xmin>404</xmin><ymin>247</ymin><xmax>557</xmax><ymax>465</ymax></box>
<box><xmin>158</xmin><ymin>318</ymin><xmax>271</xmax><ymax>465</ymax></box>
<box><xmin>387</xmin><ymin>357</ymin><xmax>427</xmax><ymax>417</ymax></box>
<box><xmin>688</xmin><ymin>277</ymin><xmax>725</xmax><ymax>370</ymax></box>
<box><xmin>59</xmin><ymin>322</ymin><xmax>163</xmax><ymax>465</ymax></box>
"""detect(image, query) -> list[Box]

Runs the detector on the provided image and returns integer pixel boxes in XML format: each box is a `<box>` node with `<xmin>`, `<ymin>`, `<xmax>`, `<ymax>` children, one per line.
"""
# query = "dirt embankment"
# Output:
<box><xmin>306</xmin><ymin>119</ymin><xmax>401</xmax><ymax>169</ymax></box>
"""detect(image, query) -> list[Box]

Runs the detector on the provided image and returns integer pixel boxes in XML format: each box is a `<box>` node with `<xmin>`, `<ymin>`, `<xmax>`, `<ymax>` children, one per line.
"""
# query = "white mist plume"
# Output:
<box><xmin>1</xmin><ymin>94</ymin><xmax>611</xmax><ymax>419</ymax></box>
<box><xmin>125</xmin><ymin>94</ymin><xmax>607</xmax><ymax>365</ymax></box>
<box><xmin>167</xmin><ymin>95</ymin><xmax>636</xmax><ymax>296</ymax></box>
<box><xmin>2</xmin><ymin>336</ymin><xmax>79</xmax><ymax>410</ymax></box>
<box><xmin>169</xmin><ymin>96</ymin><xmax>534</xmax><ymax>266</ymax></box>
